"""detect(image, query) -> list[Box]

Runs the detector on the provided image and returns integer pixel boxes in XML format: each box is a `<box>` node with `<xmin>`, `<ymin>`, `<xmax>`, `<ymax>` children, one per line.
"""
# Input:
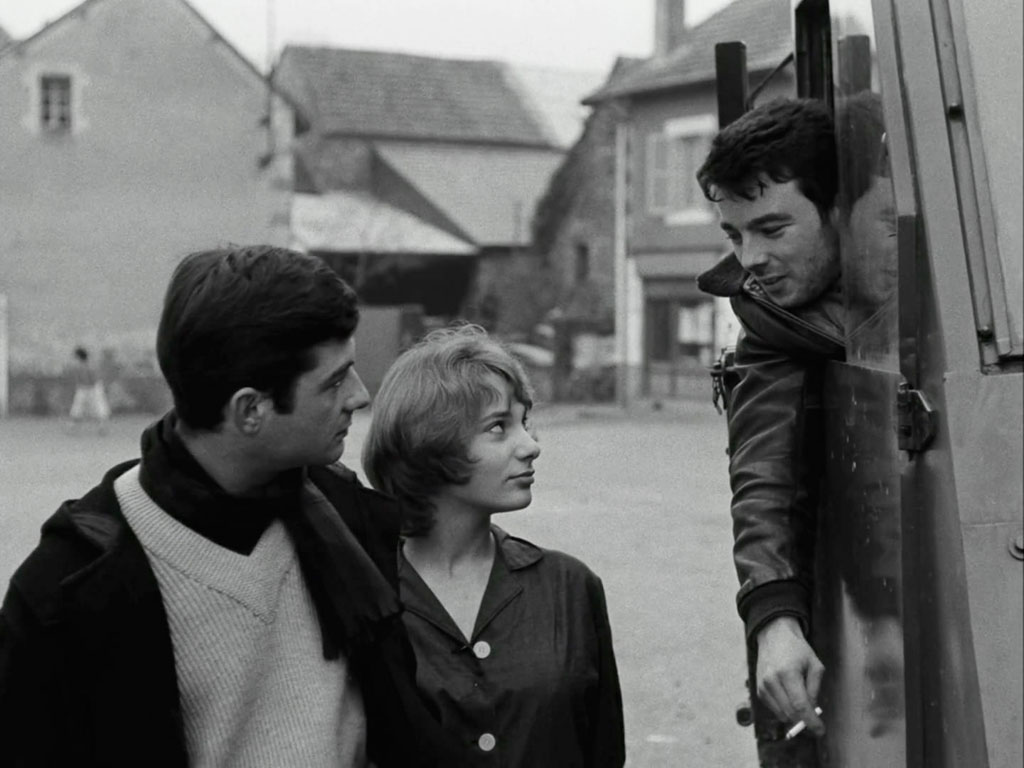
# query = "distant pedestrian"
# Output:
<box><xmin>363</xmin><ymin>324</ymin><xmax>626</xmax><ymax>767</ymax></box>
<box><xmin>68</xmin><ymin>346</ymin><xmax>110</xmax><ymax>430</ymax></box>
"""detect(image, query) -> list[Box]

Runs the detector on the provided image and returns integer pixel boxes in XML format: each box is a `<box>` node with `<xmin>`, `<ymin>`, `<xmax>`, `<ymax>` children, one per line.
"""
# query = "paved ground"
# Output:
<box><xmin>0</xmin><ymin>402</ymin><xmax>758</xmax><ymax>767</ymax></box>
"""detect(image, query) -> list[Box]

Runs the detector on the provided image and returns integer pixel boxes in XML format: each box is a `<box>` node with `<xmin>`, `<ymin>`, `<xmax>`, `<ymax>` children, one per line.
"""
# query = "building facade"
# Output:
<box><xmin>273</xmin><ymin>46</ymin><xmax>602</xmax><ymax>338</ymax></box>
<box><xmin>587</xmin><ymin>0</ymin><xmax>795</xmax><ymax>402</ymax></box>
<box><xmin>0</xmin><ymin>0</ymin><xmax>293</xmax><ymax>388</ymax></box>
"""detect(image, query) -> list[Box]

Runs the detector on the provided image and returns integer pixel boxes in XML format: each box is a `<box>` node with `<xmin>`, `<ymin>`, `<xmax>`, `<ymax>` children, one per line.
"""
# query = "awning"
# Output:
<box><xmin>373</xmin><ymin>142</ymin><xmax>564</xmax><ymax>247</ymax></box>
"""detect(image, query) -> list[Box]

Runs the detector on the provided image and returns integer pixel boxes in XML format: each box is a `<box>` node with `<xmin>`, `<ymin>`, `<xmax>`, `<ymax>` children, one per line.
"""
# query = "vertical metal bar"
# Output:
<box><xmin>871</xmin><ymin>1</ymin><xmax>927</xmax><ymax>764</ymax></box>
<box><xmin>837</xmin><ymin>34</ymin><xmax>872</xmax><ymax>95</ymax></box>
<box><xmin>795</xmin><ymin>0</ymin><xmax>834</xmax><ymax>106</ymax></box>
<box><xmin>927</xmin><ymin>0</ymin><xmax>1001</xmax><ymax>365</ymax></box>
<box><xmin>715</xmin><ymin>42</ymin><xmax>749</xmax><ymax>128</ymax></box>
<box><xmin>945</xmin><ymin>0</ymin><xmax>1021</xmax><ymax>357</ymax></box>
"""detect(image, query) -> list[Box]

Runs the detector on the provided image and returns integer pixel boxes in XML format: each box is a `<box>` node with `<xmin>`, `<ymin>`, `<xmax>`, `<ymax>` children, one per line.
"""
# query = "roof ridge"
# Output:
<box><xmin>279</xmin><ymin>43</ymin><xmax>504</xmax><ymax>69</ymax></box>
<box><xmin>274</xmin><ymin>45</ymin><xmax>559</xmax><ymax>148</ymax></box>
<box><xmin>584</xmin><ymin>0</ymin><xmax>792</xmax><ymax>102</ymax></box>
<box><xmin>1</xmin><ymin>0</ymin><xmax>270</xmax><ymax>89</ymax></box>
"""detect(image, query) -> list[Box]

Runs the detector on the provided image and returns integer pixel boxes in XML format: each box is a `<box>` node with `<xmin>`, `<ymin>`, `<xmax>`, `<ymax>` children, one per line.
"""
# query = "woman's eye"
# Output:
<box><xmin>762</xmin><ymin>226</ymin><xmax>784</xmax><ymax>238</ymax></box>
<box><xmin>487</xmin><ymin>422</ymin><xmax>506</xmax><ymax>434</ymax></box>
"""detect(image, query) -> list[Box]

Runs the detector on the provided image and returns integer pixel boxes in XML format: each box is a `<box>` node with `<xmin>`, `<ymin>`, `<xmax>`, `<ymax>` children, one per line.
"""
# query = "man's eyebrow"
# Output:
<box><xmin>748</xmin><ymin>213</ymin><xmax>792</xmax><ymax>227</ymax></box>
<box><xmin>320</xmin><ymin>361</ymin><xmax>353</xmax><ymax>388</ymax></box>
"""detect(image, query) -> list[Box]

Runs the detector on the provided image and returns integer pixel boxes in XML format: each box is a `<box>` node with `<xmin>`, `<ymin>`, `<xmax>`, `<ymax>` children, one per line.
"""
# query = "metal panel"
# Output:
<box><xmin>883</xmin><ymin>4</ymin><xmax>1006</xmax><ymax>758</ymax></box>
<box><xmin>945</xmin><ymin>371</ymin><xmax>1024</xmax><ymax>768</ymax></box>
<box><xmin>961</xmin><ymin>521</ymin><xmax>1024</xmax><ymax>768</ymax></box>
<box><xmin>925</xmin><ymin>0</ymin><xmax>1002</xmax><ymax>366</ymax></box>
<box><xmin>908</xmin><ymin>393</ymin><xmax>991</xmax><ymax>768</ymax></box>
<box><xmin>948</xmin><ymin>0</ymin><xmax>1024</xmax><ymax>357</ymax></box>
<box><xmin>890</xmin><ymin>0</ymin><xmax>989</xmax><ymax>374</ymax></box>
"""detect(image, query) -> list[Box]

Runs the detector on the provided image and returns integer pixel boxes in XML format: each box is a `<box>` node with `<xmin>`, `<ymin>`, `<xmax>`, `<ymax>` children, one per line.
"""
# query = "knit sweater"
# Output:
<box><xmin>115</xmin><ymin>465</ymin><xmax>367</xmax><ymax>768</ymax></box>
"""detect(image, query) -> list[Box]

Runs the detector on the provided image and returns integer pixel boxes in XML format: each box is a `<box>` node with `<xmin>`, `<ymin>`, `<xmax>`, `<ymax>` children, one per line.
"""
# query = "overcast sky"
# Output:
<box><xmin>1</xmin><ymin>0</ymin><xmax>734</xmax><ymax>73</ymax></box>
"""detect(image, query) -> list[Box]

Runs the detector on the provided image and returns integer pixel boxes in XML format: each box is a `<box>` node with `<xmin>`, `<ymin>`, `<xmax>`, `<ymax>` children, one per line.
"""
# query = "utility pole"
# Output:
<box><xmin>0</xmin><ymin>294</ymin><xmax>8</xmax><ymax>417</ymax></box>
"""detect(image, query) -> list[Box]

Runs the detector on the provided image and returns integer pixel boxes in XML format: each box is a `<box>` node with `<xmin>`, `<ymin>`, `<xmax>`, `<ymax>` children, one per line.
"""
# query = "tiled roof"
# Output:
<box><xmin>374</xmin><ymin>142</ymin><xmax>564</xmax><ymax>246</ymax></box>
<box><xmin>585</xmin><ymin>0</ymin><xmax>792</xmax><ymax>102</ymax></box>
<box><xmin>290</xmin><ymin>191</ymin><xmax>475</xmax><ymax>255</ymax></box>
<box><xmin>275</xmin><ymin>46</ymin><xmax>556</xmax><ymax>147</ymax></box>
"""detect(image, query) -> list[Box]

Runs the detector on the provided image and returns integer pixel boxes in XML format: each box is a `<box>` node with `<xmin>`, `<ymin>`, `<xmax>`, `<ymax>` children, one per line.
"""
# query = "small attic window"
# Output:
<box><xmin>40</xmin><ymin>75</ymin><xmax>73</xmax><ymax>132</ymax></box>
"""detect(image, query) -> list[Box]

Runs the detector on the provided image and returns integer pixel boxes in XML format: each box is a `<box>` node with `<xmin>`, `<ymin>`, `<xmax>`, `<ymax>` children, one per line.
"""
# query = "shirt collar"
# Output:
<box><xmin>398</xmin><ymin>525</ymin><xmax>544</xmax><ymax>645</ymax></box>
<box><xmin>491</xmin><ymin>525</ymin><xmax>544</xmax><ymax>570</ymax></box>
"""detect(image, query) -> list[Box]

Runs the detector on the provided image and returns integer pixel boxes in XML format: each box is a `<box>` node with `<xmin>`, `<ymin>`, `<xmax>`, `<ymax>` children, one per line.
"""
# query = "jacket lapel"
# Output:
<box><xmin>290</xmin><ymin>480</ymin><xmax>402</xmax><ymax>657</ymax></box>
<box><xmin>60</xmin><ymin>469</ymin><xmax>189</xmax><ymax>767</ymax></box>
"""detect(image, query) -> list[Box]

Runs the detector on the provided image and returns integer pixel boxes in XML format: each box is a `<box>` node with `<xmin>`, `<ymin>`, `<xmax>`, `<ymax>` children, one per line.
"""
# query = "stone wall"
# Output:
<box><xmin>532</xmin><ymin>102</ymin><xmax>618</xmax><ymax>328</ymax></box>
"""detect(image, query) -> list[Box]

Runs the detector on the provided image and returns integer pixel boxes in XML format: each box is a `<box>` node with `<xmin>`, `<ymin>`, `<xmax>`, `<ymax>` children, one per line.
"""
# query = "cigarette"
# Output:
<box><xmin>784</xmin><ymin>707</ymin><xmax>823</xmax><ymax>739</ymax></box>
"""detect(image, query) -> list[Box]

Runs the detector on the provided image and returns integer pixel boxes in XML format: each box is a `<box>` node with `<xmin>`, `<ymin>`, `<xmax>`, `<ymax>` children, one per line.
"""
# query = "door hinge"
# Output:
<box><xmin>897</xmin><ymin>382</ymin><xmax>937</xmax><ymax>452</ymax></box>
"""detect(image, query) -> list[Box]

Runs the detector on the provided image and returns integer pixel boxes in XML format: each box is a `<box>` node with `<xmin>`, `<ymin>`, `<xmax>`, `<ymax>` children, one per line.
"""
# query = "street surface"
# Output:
<box><xmin>0</xmin><ymin>402</ymin><xmax>758</xmax><ymax>767</ymax></box>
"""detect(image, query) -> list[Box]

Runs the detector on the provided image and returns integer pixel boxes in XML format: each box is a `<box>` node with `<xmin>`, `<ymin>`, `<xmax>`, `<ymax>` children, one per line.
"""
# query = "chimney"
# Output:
<box><xmin>654</xmin><ymin>0</ymin><xmax>687</xmax><ymax>58</ymax></box>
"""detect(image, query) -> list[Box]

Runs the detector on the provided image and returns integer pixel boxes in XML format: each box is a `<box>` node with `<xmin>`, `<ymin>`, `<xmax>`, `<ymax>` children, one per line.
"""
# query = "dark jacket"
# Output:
<box><xmin>0</xmin><ymin>460</ymin><xmax>452</xmax><ymax>768</ymax></box>
<box><xmin>399</xmin><ymin>526</ymin><xmax>625</xmax><ymax>767</ymax></box>
<box><xmin>698</xmin><ymin>253</ymin><xmax>845</xmax><ymax>640</ymax></box>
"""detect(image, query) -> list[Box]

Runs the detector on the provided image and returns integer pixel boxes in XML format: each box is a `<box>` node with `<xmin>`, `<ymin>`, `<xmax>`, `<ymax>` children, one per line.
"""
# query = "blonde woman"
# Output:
<box><xmin>363</xmin><ymin>326</ymin><xmax>625</xmax><ymax>767</ymax></box>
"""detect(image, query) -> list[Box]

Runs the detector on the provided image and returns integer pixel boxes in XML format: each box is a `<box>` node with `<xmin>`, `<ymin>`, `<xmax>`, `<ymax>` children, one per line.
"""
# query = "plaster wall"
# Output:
<box><xmin>0</xmin><ymin>0</ymin><xmax>292</xmax><ymax>369</ymax></box>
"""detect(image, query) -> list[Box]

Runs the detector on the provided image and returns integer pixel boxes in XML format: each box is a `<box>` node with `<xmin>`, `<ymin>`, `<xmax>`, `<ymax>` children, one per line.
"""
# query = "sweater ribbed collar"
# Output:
<box><xmin>138</xmin><ymin>412</ymin><xmax>300</xmax><ymax>554</ymax></box>
<box><xmin>137</xmin><ymin>412</ymin><xmax>401</xmax><ymax>659</ymax></box>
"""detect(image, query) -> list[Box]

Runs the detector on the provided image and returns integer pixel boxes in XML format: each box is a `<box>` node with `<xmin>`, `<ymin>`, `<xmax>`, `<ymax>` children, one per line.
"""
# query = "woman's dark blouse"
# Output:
<box><xmin>398</xmin><ymin>526</ymin><xmax>625</xmax><ymax>767</ymax></box>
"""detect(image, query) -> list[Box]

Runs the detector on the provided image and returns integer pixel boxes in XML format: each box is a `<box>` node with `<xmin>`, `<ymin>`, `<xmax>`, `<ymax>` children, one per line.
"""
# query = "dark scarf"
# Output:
<box><xmin>138</xmin><ymin>414</ymin><xmax>294</xmax><ymax>553</ymax></box>
<box><xmin>138</xmin><ymin>413</ymin><xmax>400</xmax><ymax>659</ymax></box>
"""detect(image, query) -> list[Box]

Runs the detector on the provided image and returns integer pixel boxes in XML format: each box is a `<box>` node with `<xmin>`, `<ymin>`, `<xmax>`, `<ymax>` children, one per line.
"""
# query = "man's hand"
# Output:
<box><xmin>755</xmin><ymin>616</ymin><xmax>826</xmax><ymax>736</ymax></box>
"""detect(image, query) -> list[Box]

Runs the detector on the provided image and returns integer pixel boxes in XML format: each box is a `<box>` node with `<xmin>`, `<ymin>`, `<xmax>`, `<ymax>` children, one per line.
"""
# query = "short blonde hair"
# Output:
<box><xmin>362</xmin><ymin>325</ymin><xmax>534</xmax><ymax>536</ymax></box>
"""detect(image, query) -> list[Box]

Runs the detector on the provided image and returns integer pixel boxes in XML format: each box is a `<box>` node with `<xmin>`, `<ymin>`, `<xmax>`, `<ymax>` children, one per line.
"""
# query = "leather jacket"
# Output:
<box><xmin>699</xmin><ymin>253</ymin><xmax>845</xmax><ymax>640</ymax></box>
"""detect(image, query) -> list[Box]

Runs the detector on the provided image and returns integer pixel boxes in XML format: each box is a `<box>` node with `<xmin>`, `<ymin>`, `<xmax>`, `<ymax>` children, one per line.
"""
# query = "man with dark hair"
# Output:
<box><xmin>696</xmin><ymin>98</ymin><xmax>845</xmax><ymax>749</ymax></box>
<box><xmin>0</xmin><ymin>246</ymin><xmax>449</xmax><ymax>767</ymax></box>
<box><xmin>833</xmin><ymin>91</ymin><xmax>898</xmax><ymax>359</ymax></box>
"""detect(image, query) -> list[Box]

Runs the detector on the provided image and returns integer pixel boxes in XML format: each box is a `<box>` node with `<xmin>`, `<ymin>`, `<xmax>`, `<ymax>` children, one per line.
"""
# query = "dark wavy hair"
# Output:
<box><xmin>697</xmin><ymin>97</ymin><xmax>837</xmax><ymax>218</ymax></box>
<box><xmin>157</xmin><ymin>245</ymin><xmax>359</xmax><ymax>430</ymax></box>
<box><xmin>362</xmin><ymin>325</ymin><xmax>534</xmax><ymax>537</ymax></box>
<box><xmin>834</xmin><ymin>91</ymin><xmax>889</xmax><ymax>219</ymax></box>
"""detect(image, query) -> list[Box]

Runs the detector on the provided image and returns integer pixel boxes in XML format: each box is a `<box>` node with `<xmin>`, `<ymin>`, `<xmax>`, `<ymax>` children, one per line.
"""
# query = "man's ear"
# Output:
<box><xmin>225</xmin><ymin>388</ymin><xmax>269</xmax><ymax>436</ymax></box>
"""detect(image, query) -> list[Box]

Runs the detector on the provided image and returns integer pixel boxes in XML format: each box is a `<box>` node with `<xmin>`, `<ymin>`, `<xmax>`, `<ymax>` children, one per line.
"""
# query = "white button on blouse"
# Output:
<box><xmin>472</xmin><ymin>640</ymin><xmax>491</xmax><ymax>659</ymax></box>
<box><xmin>478</xmin><ymin>733</ymin><xmax>497</xmax><ymax>752</ymax></box>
